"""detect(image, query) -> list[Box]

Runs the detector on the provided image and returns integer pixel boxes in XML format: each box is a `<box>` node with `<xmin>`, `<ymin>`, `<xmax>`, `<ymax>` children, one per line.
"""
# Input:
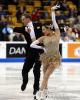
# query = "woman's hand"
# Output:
<box><xmin>51</xmin><ymin>4</ymin><xmax>60</xmax><ymax>10</ymax></box>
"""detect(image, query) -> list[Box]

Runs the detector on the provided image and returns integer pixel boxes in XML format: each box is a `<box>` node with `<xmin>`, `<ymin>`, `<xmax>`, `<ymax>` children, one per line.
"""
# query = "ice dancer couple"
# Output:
<box><xmin>30</xmin><ymin>4</ymin><xmax>61</xmax><ymax>100</ymax></box>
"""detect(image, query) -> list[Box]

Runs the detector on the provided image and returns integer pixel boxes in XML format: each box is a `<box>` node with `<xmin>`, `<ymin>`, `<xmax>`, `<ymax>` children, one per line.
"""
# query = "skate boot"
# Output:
<box><xmin>44</xmin><ymin>89</ymin><xmax>48</xmax><ymax>99</ymax></box>
<box><xmin>34</xmin><ymin>95</ymin><xmax>38</xmax><ymax>100</ymax></box>
<box><xmin>36</xmin><ymin>90</ymin><xmax>45</xmax><ymax>100</ymax></box>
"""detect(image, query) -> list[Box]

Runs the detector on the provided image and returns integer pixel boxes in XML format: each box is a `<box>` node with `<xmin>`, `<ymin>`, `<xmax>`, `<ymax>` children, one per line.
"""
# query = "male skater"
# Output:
<box><xmin>20</xmin><ymin>13</ymin><xmax>43</xmax><ymax>97</ymax></box>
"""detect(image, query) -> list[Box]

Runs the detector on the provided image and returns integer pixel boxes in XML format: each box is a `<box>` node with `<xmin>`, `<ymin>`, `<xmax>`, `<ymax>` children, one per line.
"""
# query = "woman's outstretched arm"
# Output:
<box><xmin>51</xmin><ymin>5</ymin><xmax>60</xmax><ymax>33</ymax></box>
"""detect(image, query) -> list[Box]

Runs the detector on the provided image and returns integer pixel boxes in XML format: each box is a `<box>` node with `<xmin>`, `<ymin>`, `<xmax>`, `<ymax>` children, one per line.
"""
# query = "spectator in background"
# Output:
<box><xmin>16</xmin><ymin>6</ymin><xmax>26</xmax><ymax>22</ymax></box>
<box><xmin>13</xmin><ymin>28</ymin><xmax>25</xmax><ymax>41</ymax></box>
<box><xmin>43</xmin><ymin>8</ymin><xmax>50</xmax><ymax>19</ymax></box>
<box><xmin>31</xmin><ymin>8</ymin><xmax>41</xmax><ymax>22</ymax></box>
<box><xmin>0</xmin><ymin>6</ymin><xmax>6</xmax><ymax>19</ymax></box>
<box><xmin>77</xmin><ymin>15</ymin><xmax>80</xmax><ymax>23</ymax></box>
<box><xmin>2</xmin><ymin>24</ymin><xmax>13</xmax><ymax>41</ymax></box>
<box><xmin>0</xmin><ymin>13</ymin><xmax>8</xmax><ymax>41</ymax></box>
<box><xmin>68</xmin><ymin>6</ymin><xmax>77</xmax><ymax>18</ymax></box>
<box><xmin>73</xmin><ymin>27</ymin><xmax>80</xmax><ymax>40</ymax></box>
<box><xmin>63</xmin><ymin>36</ymin><xmax>74</xmax><ymax>42</ymax></box>
<box><xmin>73</xmin><ymin>16</ymin><xmax>80</xmax><ymax>32</ymax></box>
<box><xmin>57</xmin><ymin>19</ymin><xmax>67</xmax><ymax>39</ymax></box>
<box><xmin>56</xmin><ymin>10</ymin><xmax>66</xmax><ymax>21</ymax></box>
<box><xmin>68</xmin><ymin>5</ymin><xmax>77</xmax><ymax>26</ymax></box>
<box><xmin>43</xmin><ymin>0</ymin><xmax>51</xmax><ymax>6</ymax></box>
<box><xmin>13</xmin><ymin>33</ymin><xmax>24</xmax><ymax>41</ymax></box>
<box><xmin>26</xmin><ymin>0</ymin><xmax>34</xmax><ymax>5</ymax></box>
<box><xmin>64</xmin><ymin>27</ymin><xmax>76</xmax><ymax>41</ymax></box>
<box><xmin>0</xmin><ymin>15</ymin><xmax>7</xmax><ymax>26</ymax></box>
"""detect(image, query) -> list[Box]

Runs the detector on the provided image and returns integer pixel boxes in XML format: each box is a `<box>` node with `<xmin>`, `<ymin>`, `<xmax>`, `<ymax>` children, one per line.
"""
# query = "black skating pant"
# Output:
<box><xmin>22</xmin><ymin>49</ymin><xmax>41</xmax><ymax>91</ymax></box>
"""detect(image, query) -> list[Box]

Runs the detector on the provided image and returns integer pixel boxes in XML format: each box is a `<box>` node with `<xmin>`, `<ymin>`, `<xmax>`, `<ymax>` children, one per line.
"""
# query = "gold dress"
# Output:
<box><xmin>40</xmin><ymin>34</ymin><xmax>61</xmax><ymax>66</ymax></box>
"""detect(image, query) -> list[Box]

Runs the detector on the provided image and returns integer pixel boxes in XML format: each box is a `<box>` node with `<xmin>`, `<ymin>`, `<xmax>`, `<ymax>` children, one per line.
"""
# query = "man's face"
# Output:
<box><xmin>21</xmin><ymin>16</ymin><xmax>29</xmax><ymax>25</ymax></box>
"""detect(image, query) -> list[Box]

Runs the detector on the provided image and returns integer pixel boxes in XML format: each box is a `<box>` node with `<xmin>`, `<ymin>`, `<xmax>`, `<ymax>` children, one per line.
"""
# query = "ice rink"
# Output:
<box><xmin>0</xmin><ymin>62</ymin><xmax>80</xmax><ymax>100</ymax></box>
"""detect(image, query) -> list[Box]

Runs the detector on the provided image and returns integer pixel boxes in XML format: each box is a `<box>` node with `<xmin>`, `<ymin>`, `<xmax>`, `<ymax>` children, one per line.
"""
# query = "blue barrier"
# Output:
<box><xmin>0</xmin><ymin>58</ymin><xmax>80</xmax><ymax>63</ymax></box>
<box><xmin>0</xmin><ymin>58</ymin><xmax>25</xmax><ymax>63</ymax></box>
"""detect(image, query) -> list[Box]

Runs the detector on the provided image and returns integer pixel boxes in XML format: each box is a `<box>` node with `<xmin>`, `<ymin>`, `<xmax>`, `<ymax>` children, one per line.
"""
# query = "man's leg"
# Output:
<box><xmin>21</xmin><ymin>56</ymin><xmax>35</xmax><ymax>91</ymax></box>
<box><xmin>33</xmin><ymin>58</ymin><xmax>41</xmax><ymax>95</ymax></box>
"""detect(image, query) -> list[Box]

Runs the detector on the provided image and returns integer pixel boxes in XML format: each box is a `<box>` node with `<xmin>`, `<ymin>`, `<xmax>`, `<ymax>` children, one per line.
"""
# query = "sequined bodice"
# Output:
<box><xmin>43</xmin><ymin>36</ymin><xmax>59</xmax><ymax>57</ymax></box>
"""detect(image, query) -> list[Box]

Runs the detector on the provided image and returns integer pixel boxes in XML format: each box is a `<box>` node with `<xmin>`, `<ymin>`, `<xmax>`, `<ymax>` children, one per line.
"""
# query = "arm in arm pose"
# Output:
<box><xmin>30</xmin><ymin>36</ymin><xmax>46</xmax><ymax>52</ymax></box>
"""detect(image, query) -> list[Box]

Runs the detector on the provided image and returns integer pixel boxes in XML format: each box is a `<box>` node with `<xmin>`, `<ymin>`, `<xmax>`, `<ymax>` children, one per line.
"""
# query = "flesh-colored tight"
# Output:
<box><xmin>40</xmin><ymin>61</ymin><xmax>60</xmax><ymax>91</ymax></box>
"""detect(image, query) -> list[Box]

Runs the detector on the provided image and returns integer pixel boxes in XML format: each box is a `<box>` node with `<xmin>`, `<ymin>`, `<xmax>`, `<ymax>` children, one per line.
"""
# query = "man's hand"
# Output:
<box><xmin>25</xmin><ymin>27</ymin><xmax>31</xmax><ymax>33</ymax></box>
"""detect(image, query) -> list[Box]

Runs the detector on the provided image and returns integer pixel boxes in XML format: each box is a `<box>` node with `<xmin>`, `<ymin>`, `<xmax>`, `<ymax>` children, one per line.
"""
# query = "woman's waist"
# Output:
<box><xmin>43</xmin><ymin>52</ymin><xmax>60</xmax><ymax>58</ymax></box>
<box><xmin>46</xmin><ymin>50</ymin><xmax>59</xmax><ymax>55</ymax></box>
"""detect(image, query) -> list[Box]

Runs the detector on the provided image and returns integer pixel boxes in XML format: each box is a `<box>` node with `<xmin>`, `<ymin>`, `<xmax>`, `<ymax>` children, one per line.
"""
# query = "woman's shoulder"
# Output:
<box><xmin>38</xmin><ymin>36</ymin><xmax>47</xmax><ymax>42</ymax></box>
<box><xmin>39</xmin><ymin>36</ymin><xmax>47</xmax><ymax>39</ymax></box>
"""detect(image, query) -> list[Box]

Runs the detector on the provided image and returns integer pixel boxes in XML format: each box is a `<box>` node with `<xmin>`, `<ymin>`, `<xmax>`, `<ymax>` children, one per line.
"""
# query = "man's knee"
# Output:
<box><xmin>34</xmin><ymin>60</ymin><xmax>41</xmax><ymax>69</ymax></box>
<box><xmin>22</xmin><ymin>61</ymin><xmax>33</xmax><ymax>75</ymax></box>
<box><xmin>33</xmin><ymin>68</ymin><xmax>40</xmax><ymax>80</ymax></box>
<box><xmin>22</xmin><ymin>69</ymin><xmax>27</xmax><ymax>77</ymax></box>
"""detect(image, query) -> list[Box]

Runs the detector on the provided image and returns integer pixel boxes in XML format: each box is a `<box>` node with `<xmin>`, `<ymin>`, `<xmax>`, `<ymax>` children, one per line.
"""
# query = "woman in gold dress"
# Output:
<box><xmin>30</xmin><ymin>5</ymin><xmax>61</xmax><ymax>99</ymax></box>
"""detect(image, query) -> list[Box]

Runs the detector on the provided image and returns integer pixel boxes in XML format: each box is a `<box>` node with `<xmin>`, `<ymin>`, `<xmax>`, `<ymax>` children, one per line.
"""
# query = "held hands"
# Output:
<box><xmin>51</xmin><ymin>4</ymin><xmax>60</xmax><ymax>10</ymax></box>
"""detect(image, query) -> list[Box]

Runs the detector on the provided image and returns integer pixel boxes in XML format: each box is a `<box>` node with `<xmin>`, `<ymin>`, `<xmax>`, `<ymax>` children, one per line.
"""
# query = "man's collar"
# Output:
<box><xmin>27</xmin><ymin>21</ymin><xmax>33</xmax><ymax>26</ymax></box>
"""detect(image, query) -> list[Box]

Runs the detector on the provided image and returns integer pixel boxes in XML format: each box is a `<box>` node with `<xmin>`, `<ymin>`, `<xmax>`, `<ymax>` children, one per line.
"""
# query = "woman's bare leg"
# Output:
<box><xmin>43</xmin><ymin>64</ymin><xmax>49</xmax><ymax>89</ymax></box>
<box><xmin>40</xmin><ymin>62</ymin><xmax>59</xmax><ymax>91</ymax></box>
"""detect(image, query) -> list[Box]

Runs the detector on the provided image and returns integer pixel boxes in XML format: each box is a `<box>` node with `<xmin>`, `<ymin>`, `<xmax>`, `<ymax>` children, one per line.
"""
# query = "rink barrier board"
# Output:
<box><xmin>0</xmin><ymin>58</ymin><xmax>80</xmax><ymax>62</ymax></box>
<box><xmin>0</xmin><ymin>42</ymin><xmax>80</xmax><ymax>62</ymax></box>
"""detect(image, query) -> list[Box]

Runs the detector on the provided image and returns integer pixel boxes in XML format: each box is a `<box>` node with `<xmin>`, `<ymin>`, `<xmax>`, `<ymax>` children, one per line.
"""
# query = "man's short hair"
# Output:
<box><xmin>22</xmin><ymin>13</ymin><xmax>32</xmax><ymax>20</ymax></box>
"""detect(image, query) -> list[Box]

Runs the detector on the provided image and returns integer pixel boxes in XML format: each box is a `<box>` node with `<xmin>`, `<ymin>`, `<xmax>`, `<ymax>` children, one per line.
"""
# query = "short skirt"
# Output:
<box><xmin>40</xmin><ymin>52</ymin><xmax>61</xmax><ymax>66</ymax></box>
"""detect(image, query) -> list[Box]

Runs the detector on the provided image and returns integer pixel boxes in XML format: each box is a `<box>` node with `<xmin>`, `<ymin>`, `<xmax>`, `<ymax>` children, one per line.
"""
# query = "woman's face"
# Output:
<box><xmin>42</xmin><ymin>28</ymin><xmax>50</xmax><ymax>36</ymax></box>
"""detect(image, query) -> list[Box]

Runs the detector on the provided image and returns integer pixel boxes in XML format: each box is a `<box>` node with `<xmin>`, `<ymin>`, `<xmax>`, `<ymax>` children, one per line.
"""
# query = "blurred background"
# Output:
<box><xmin>0</xmin><ymin>0</ymin><xmax>79</xmax><ymax>42</ymax></box>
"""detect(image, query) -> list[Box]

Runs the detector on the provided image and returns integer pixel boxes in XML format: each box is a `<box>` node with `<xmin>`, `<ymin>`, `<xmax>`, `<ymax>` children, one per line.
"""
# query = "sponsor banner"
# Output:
<box><xmin>0</xmin><ymin>42</ymin><xmax>80</xmax><ymax>62</ymax></box>
<box><xmin>68</xmin><ymin>44</ymin><xmax>80</xmax><ymax>58</ymax></box>
<box><xmin>0</xmin><ymin>42</ymin><xmax>6</xmax><ymax>58</ymax></box>
<box><xmin>6</xmin><ymin>43</ymin><xmax>62</xmax><ymax>58</ymax></box>
<box><xmin>6</xmin><ymin>43</ymin><xmax>27</xmax><ymax>58</ymax></box>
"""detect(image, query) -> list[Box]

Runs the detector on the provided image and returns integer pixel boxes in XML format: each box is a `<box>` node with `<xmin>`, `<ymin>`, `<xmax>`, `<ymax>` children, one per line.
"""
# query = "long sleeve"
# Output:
<box><xmin>51</xmin><ymin>5</ymin><xmax>60</xmax><ymax>30</ymax></box>
<box><xmin>30</xmin><ymin>40</ymin><xmax>43</xmax><ymax>49</ymax></box>
<box><xmin>51</xmin><ymin>11</ymin><xmax>59</xmax><ymax>30</ymax></box>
